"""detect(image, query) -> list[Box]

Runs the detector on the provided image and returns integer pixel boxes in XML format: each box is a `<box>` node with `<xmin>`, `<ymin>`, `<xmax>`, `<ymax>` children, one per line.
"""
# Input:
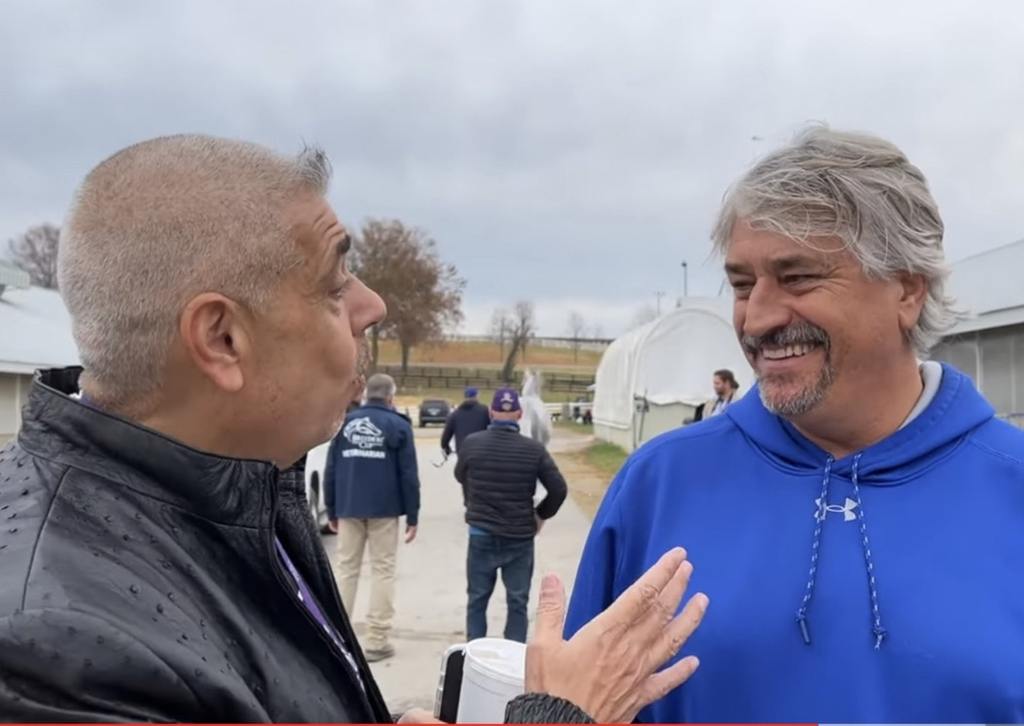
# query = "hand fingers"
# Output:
<box><xmin>531</xmin><ymin>573</ymin><xmax>567</xmax><ymax>644</ymax></box>
<box><xmin>636</xmin><ymin>655</ymin><xmax>701</xmax><ymax>713</ymax></box>
<box><xmin>651</xmin><ymin>592</ymin><xmax>709</xmax><ymax>668</ymax></box>
<box><xmin>634</xmin><ymin>559</ymin><xmax>694</xmax><ymax>643</ymax></box>
<box><xmin>594</xmin><ymin>548</ymin><xmax>687</xmax><ymax>631</ymax></box>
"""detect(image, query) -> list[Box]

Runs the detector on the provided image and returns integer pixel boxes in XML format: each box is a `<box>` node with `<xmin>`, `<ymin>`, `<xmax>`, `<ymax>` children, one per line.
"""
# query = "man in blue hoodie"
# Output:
<box><xmin>326</xmin><ymin>373</ymin><xmax>420</xmax><ymax>662</ymax></box>
<box><xmin>566</xmin><ymin>126</ymin><xmax>1024</xmax><ymax>723</ymax></box>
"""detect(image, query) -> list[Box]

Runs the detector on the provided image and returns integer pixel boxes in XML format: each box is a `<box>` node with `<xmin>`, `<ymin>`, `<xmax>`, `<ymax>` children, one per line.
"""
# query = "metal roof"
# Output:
<box><xmin>0</xmin><ymin>284</ymin><xmax>79</xmax><ymax>375</ymax></box>
<box><xmin>947</xmin><ymin>238</ymin><xmax>1024</xmax><ymax>335</ymax></box>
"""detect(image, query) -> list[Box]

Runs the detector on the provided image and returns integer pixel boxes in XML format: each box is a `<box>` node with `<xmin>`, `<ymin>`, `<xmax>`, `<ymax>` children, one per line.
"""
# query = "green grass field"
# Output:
<box><xmin>378</xmin><ymin>338</ymin><xmax>601</xmax><ymax>402</ymax></box>
<box><xmin>583</xmin><ymin>441</ymin><xmax>629</xmax><ymax>479</ymax></box>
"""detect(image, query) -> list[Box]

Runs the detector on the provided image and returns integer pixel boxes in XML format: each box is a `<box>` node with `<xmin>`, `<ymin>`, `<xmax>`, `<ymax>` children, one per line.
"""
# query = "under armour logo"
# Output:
<box><xmin>814</xmin><ymin>497</ymin><xmax>859</xmax><ymax>522</ymax></box>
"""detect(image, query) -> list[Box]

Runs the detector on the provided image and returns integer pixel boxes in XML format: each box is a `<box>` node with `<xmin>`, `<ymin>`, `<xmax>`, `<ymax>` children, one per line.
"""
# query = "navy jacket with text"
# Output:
<box><xmin>325</xmin><ymin>401</ymin><xmax>420</xmax><ymax>526</ymax></box>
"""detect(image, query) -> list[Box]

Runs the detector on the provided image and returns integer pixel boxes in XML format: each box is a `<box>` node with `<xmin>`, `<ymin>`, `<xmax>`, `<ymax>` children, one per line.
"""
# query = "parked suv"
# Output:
<box><xmin>418</xmin><ymin>398</ymin><xmax>451</xmax><ymax>427</ymax></box>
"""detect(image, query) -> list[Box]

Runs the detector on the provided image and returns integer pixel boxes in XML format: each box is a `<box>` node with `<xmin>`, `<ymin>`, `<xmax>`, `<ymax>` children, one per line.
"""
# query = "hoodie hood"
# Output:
<box><xmin>725</xmin><ymin>363</ymin><xmax>994</xmax><ymax>484</ymax></box>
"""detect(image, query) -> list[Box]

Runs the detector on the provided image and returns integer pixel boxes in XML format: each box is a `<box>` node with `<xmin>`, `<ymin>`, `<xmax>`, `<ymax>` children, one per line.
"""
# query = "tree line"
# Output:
<box><xmin>7</xmin><ymin>220</ymin><xmax>614</xmax><ymax>378</ymax></box>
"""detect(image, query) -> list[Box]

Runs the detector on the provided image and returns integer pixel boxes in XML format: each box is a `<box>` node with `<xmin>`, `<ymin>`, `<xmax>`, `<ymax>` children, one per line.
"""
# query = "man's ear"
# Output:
<box><xmin>896</xmin><ymin>273</ymin><xmax>928</xmax><ymax>337</ymax></box>
<box><xmin>514</xmin><ymin>410</ymin><xmax>523</xmax><ymax>421</ymax></box>
<box><xmin>179</xmin><ymin>293</ymin><xmax>251</xmax><ymax>393</ymax></box>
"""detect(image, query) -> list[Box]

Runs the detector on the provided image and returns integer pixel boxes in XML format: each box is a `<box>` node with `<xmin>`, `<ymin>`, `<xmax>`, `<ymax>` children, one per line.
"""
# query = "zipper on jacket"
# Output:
<box><xmin>264</xmin><ymin>470</ymin><xmax>382</xmax><ymax>720</ymax></box>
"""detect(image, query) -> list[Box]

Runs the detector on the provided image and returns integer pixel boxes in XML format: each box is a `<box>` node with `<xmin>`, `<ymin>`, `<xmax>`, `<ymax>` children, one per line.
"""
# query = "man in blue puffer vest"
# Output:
<box><xmin>567</xmin><ymin>126</ymin><xmax>1024</xmax><ymax>723</ymax></box>
<box><xmin>326</xmin><ymin>373</ymin><xmax>420</xmax><ymax>663</ymax></box>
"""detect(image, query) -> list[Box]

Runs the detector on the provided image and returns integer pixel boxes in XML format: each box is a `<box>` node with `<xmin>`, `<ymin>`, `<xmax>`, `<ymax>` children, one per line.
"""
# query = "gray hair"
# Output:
<box><xmin>59</xmin><ymin>135</ymin><xmax>332</xmax><ymax>409</ymax></box>
<box><xmin>364</xmin><ymin>373</ymin><xmax>397</xmax><ymax>401</ymax></box>
<box><xmin>712</xmin><ymin>125</ymin><xmax>958</xmax><ymax>356</ymax></box>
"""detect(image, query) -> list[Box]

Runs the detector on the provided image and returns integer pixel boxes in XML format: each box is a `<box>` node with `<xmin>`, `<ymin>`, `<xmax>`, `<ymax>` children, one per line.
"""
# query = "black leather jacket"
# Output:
<box><xmin>0</xmin><ymin>369</ymin><xmax>591</xmax><ymax>723</ymax></box>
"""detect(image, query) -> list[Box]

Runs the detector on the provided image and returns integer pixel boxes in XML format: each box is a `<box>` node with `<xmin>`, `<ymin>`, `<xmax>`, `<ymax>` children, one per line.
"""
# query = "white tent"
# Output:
<box><xmin>593</xmin><ymin>297</ymin><xmax>752</xmax><ymax>452</ymax></box>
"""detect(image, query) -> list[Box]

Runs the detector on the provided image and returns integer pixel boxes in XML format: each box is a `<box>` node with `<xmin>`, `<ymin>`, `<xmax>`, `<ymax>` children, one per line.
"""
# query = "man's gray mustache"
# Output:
<box><xmin>741</xmin><ymin>322</ymin><xmax>830</xmax><ymax>355</ymax></box>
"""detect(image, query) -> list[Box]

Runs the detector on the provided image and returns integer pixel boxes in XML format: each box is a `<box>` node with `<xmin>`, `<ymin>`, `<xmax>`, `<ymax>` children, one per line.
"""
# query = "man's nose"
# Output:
<box><xmin>350</xmin><ymin>278</ymin><xmax>387</xmax><ymax>334</ymax></box>
<box><xmin>741</xmin><ymin>280</ymin><xmax>793</xmax><ymax>339</ymax></box>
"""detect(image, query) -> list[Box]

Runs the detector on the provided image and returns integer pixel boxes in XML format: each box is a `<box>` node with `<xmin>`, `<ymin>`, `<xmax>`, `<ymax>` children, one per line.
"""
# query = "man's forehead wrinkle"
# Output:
<box><xmin>724</xmin><ymin>261</ymin><xmax>751</xmax><ymax>275</ymax></box>
<box><xmin>313</xmin><ymin>206</ymin><xmax>351</xmax><ymax>257</ymax></box>
<box><xmin>312</xmin><ymin>208</ymin><xmax>333</xmax><ymax>235</ymax></box>
<box><xmin>726</xmin><ymin>233</ymin><xmax>840</xmax><ymax>266</ymax></box>
<box><xmin>769</xmin><ymin>253</ymin><xmax>830</xmax><ymax>269</ymax></box>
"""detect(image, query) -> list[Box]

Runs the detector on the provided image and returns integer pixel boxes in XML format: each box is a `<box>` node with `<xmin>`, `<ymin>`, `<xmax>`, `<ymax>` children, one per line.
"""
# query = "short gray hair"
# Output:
<box><xmin>712</xmin><ymin>125</ymin><xmax>958</xmax><ymax>356</ymax></box>
<box><xmin>59</xmin><ymin>135</ymin><xmax>332</xmax><ymax>408</ymax></box>
<box><xmin>365</xmin><ymin>373</ymin><xmax>397</xmax><ymax>401</ymax></box>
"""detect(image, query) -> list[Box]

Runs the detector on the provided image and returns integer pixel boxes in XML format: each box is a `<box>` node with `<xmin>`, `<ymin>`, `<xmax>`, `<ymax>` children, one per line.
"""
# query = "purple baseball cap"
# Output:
<box><xmin>491</xmin><ymin>387</ymin><xmax>521</xmax><ymax>412</ymax></box>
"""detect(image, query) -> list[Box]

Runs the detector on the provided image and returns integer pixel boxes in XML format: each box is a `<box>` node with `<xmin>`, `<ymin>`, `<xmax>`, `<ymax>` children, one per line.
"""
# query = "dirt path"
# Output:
<box><xmin>327</xmin><ymin>426</ymin><xmax>595</xmax><ymax>713</ymax></box>
<box><xmin>548</xmin><ymin>427</ymin><xmax>613</xmax><ymax>520</ymax></box>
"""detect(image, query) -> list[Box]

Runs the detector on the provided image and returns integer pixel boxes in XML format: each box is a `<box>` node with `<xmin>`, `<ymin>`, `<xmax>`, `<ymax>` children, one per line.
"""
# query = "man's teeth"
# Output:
<box><xmin>761</xmin><ymin>342</ymin><xmax>818</xmax><ymax>360</ymax></box>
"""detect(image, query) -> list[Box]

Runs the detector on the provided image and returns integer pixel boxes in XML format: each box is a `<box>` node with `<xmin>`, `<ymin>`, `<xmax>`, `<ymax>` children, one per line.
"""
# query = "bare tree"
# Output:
<box><xmin>9</xmin><ymin>223</ymin><xmax>60</xmax><ymax>289</ymax></box>
<box><xmin>629</xmin><ymin>304</ymin><xmax>658</xmax><ymax>330</ymax></box>
<box><xmin>489</xmin><ymin>307</ymin><xmax>512</xmax><ymax>361</ymax></box>
<box><xmin>351</xmin><ymin>219</ymin><xmax>466</xmax><ymax>373</ymax></box>
<box><xmin>566</xmin><ymin>310</ymin><xmax>586</xmax><ymax>363</ymax></box>
<box><xmin>500</xmin><ymin>301</ymin><xmax>535</xmax><ymax>382</ymax></box>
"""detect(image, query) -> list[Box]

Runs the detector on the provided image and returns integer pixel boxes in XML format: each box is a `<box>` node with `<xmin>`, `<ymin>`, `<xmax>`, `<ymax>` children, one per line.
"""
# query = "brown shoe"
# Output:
<box><xmin>364</xmin><ymin>644</ymin><xmax>395</xmax><ymax>663</ymax></box>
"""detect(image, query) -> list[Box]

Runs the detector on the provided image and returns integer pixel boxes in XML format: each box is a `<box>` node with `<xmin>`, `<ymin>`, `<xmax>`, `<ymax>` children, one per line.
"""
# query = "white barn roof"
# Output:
<box><xmin>0</xmin><ymin>284</ymin><xmax>79</xmax><ymax>375</ymax></box>
<box><xmin>948</xmin><ymin>238</ymin><xmax>1024</xmax><ymax>335</ymax></box>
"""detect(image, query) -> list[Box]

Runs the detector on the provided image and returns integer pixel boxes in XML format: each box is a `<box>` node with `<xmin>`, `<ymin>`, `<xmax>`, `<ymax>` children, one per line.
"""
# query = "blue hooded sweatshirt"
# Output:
<box><xmin>565</xmin><ymin>364</ymin><xmax>1024</xmax><ymax>723</ymax></box>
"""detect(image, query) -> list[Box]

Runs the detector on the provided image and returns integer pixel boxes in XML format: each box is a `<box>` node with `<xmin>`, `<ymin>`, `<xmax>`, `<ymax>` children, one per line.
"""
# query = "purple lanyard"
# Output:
<box><xmin>274</xmin><ymin>538</ymin><xmax>364</xmax><ymax>690</ymax></box>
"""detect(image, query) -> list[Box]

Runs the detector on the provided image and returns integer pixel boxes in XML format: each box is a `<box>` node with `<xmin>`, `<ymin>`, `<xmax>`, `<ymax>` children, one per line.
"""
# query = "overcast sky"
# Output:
<box><xmin>2</xmin><ymin>0</ymin><xmax>1022</xmax><ymax>336</ymax></box>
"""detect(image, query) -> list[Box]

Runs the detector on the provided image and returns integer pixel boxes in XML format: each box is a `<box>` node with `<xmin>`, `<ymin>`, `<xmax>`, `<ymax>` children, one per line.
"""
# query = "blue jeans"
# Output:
<box><xmin>466</xmin><ymin>533</ymin><xmax>535</xmax><ymax>643</ymax></box>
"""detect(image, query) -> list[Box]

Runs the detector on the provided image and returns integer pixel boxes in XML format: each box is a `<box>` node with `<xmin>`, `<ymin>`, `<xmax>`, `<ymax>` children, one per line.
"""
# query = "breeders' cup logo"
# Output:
<box><xmin>343</xmin><ymin>417</ymin><xmax>385</xmax><ymax>449</ymax></box>
<box><xmin>498</xmin><ymin>392</ymin><xmax>516</xmax><ymax>411</ymax></box>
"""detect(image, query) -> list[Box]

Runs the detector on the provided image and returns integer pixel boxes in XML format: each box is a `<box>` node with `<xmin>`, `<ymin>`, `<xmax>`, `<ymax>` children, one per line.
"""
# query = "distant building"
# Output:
<box><xmin>591</xmin><ymin>298</ymin><xmax>752</xmax><ymax>452</ymax></box>
<box><xmin>930</xmin><ymin>238</ymin><xmax>1024</xmax><ymax>425</ymax></box>
<box><xmin>0</xmin><ymin>264</ymin><xmax>78</xmax><ymax>444</ymax></box>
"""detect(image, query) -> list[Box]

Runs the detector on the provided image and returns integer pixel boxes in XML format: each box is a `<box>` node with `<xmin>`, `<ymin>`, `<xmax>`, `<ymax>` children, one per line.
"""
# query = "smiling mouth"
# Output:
<box><xmin>759</xmin><ymin>342</ymin><xmax>822</xmax><ymax>361</ymax></box>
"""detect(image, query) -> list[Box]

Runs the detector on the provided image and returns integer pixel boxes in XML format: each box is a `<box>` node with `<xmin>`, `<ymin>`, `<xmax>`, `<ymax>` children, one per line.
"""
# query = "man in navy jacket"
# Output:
<box><xmin>326</xmin><ymin>373</ymin><xmax>420</xmax><ymax>662</ymax></box>
<box><xmin>441</xmin><ymin>386</ymin><xmax>491</xmax><ymax>457</ymax></box>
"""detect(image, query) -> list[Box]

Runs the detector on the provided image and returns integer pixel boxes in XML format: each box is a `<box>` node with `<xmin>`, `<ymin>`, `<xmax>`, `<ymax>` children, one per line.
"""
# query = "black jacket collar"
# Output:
<box><xmin>19</xmin><ymin>367</ymin><xmax>279</xmax><ymax>528</ymax></box>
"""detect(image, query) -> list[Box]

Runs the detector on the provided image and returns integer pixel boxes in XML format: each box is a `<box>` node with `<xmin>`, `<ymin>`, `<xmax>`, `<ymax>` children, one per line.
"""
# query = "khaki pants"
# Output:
<box><xmin>336</xmin><ymin>517</ymin><xmax>399</xmax><ymax>650</ymax></box>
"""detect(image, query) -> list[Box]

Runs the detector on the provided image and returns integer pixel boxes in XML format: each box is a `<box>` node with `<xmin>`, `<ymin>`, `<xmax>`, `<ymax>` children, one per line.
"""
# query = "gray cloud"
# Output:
<box><xmin>2</xmin><ymin>0</ymin><xmax>1022</xmax><ymax>335</ymax></box>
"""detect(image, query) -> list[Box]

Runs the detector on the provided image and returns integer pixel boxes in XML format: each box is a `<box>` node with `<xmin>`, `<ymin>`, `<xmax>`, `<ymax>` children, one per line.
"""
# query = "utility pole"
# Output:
<box><xmin>681</xmin><ymin>260</ymin><xmax>688</xmax><ymax>298</ymax></box>
<box><xmin>655</xmin><ymin>291</ymin><xmax>665</xmax><ymax>315</ymax></box>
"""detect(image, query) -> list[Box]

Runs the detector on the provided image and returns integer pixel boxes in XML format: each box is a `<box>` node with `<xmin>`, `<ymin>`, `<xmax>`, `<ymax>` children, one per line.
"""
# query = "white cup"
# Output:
<box><xmin>455</xmin><ymin>638</ymin><xmax>527</xmax><ymax>723</ymax></box>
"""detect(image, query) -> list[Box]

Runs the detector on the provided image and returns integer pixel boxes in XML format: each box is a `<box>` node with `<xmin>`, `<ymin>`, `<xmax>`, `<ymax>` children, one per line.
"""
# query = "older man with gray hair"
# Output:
<box><xmin>0</xmin><ymin>134</ymin><xmax>710</xmax><ymax>723</ymax></box>
<box><xmin>325</xmin><ymin>372</ymin><xmax>418</xmax><ymax>663</ymax></box>
<box><xmin>567</xmin><ymin>126</ymin><xmax>1024</xmax><ymax>723</ymax></box>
